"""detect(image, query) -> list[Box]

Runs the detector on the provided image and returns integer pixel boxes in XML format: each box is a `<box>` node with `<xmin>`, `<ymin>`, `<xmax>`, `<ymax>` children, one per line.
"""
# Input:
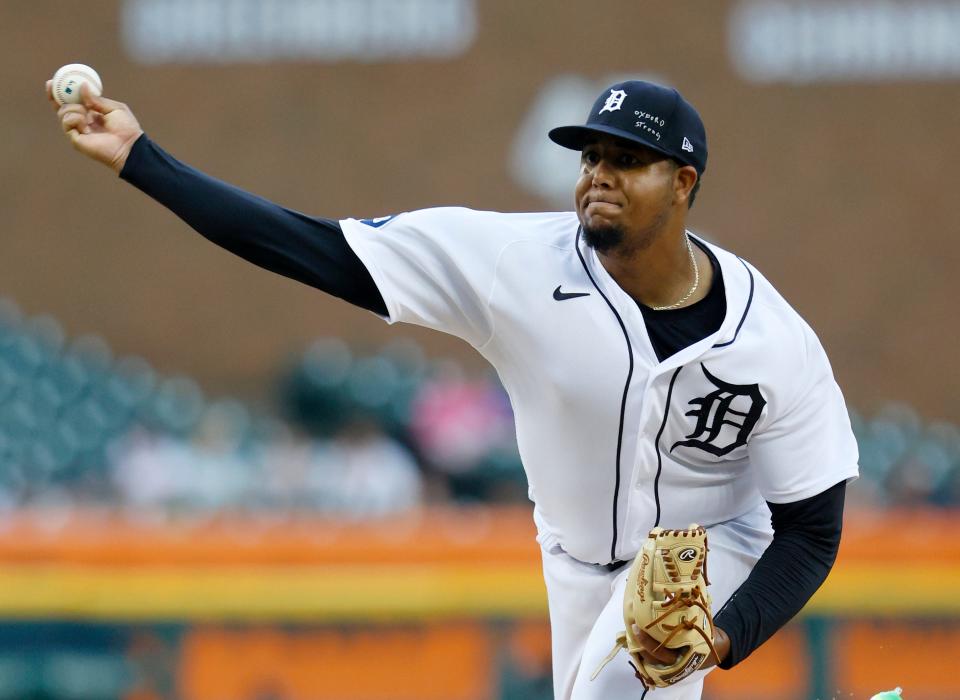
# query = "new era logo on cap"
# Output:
<box><xmin>682</xmin><ymin>137</ymin><xmax>694</xmax><ymax>153</ymax></box>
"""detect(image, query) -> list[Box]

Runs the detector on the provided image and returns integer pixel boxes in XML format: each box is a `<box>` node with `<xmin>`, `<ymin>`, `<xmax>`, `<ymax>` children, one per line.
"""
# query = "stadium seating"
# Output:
<box><xmin>1</xmin><ymin>296</ymin><xmax>957</xmax><ymax>514</ymax></box>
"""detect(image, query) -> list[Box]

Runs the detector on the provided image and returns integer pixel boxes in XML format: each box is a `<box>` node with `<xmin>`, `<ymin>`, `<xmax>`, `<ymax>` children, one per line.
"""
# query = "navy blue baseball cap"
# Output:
<box><xmin>549</xmin><ymin>80</ymin><xmax>707</xmax><ymax>176</ymax></box>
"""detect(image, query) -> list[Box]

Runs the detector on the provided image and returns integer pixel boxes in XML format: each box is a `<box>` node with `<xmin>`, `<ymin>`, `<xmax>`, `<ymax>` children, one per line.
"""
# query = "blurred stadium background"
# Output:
<box><xmin>4</xmin><ymin>1</ymin><xmax>960</xmax><ymax>698</ymax></box>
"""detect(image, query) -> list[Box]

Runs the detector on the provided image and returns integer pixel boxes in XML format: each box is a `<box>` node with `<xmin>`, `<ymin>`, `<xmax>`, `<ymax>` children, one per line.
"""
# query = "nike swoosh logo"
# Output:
<box><xmin>553</xmin><ymin>286</ymin><xmax>591</xmax><ymax>301</ymax></box>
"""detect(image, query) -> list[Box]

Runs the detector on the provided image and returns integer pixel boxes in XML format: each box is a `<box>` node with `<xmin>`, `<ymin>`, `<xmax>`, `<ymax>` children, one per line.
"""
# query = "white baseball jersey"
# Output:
<box><xmin>341</xmin><ymin>208</ymin><xmax>859</xmax><ymax>566</ymax></box>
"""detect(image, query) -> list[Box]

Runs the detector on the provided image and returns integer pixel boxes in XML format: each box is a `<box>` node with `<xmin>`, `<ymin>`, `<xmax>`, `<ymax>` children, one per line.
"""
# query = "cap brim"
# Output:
<box><xmin>548</xmin><ymin>124</ymin><xmax>675</xmax><ymax>161</ymax></box>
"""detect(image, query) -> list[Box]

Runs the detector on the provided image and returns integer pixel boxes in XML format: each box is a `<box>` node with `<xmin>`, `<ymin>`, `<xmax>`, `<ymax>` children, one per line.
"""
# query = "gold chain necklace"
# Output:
<box><xmin>651</xmin><ymin>235</ymin><xmax>700</xmax><ymax>311</ymax></box>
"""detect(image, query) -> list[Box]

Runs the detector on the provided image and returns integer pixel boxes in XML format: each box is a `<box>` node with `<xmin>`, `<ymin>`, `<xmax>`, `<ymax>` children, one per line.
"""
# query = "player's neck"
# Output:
<box><xmin>597</xmin><ymin>226</ymin><xmax>713</xmax><ymax>310</ymax></box>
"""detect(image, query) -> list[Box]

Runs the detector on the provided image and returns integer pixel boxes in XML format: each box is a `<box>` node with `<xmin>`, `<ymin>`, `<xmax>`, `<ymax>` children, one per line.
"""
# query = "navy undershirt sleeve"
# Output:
<box><xmin>714</xmin><ymin>480</ymin><xmax>846</xmax><ymax>668</ymax></box>
<box><xmin>119</xmin><ymin>134</ymin><xmax>387</xmax><ymax>315</ymax></box>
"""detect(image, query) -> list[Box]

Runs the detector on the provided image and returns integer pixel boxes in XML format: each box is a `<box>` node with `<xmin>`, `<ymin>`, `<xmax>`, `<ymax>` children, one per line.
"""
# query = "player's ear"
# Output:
<box><xmin>673</xmin><ymin>165</ymin><xmax>698</xmax><ymax>207</ymax></box>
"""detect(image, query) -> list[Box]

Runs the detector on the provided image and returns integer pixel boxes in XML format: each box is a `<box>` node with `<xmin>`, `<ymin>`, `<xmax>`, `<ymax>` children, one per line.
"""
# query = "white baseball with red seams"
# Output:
<box><xmin>51</xmin><ymin>64</ymin><xmax>102</xmax><ymax>106</ymax></box>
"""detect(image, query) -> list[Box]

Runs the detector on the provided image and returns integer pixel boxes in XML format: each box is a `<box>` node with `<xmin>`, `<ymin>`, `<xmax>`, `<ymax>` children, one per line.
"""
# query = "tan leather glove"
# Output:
<box><xmin>592</xmin><ymin>524</ymin><xmax>718</xmax><ymax>689</ymax></box>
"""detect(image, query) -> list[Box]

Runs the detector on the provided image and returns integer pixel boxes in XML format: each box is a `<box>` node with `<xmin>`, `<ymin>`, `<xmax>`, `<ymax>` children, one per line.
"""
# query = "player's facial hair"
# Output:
<box><xmin>583</xmin><ymin>208</ymin><xmax>670</xmax><ymax>256</ymax></box>
<box><xmin>582</xmin><ymin>224</ymin><xmax>625</xmax><ymax>253</ymax></box>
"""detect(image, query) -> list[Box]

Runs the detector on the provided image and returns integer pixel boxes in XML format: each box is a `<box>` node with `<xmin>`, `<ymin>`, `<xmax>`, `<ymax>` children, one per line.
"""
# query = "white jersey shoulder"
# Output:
<box><xmin>341</xmin><ymin>207</ymin><xmax>579</xmax><ymax>347</ymax></box>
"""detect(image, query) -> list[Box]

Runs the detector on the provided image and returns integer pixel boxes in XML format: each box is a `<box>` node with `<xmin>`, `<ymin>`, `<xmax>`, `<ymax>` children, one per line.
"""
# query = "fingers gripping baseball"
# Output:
<box><xmin>47</xmin><ymin>79</ymin><xmax>144</xmax><ymax>174</ymax></box>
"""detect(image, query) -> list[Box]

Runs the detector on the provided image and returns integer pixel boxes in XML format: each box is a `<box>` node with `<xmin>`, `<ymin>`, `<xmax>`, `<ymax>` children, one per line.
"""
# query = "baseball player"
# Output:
<box><xmin>48</xmin><ymin>78</ymin><xmax>859</xmax><ymax>699</ymax></box>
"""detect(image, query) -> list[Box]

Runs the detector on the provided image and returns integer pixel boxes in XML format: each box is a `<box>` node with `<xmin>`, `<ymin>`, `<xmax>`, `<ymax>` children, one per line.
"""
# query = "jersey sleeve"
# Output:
<box><xmin>339</xmin><ymin>208</ymin><xmax>504</xmax><ymax>348</ymax></box>
<box><xmin>748</xmin><ymin>325</ymin><xmax>860</xmax><ymax>504</ymax></box>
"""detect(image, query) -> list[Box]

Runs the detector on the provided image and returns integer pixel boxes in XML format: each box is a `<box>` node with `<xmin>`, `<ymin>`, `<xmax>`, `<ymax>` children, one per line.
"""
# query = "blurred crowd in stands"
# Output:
<box><xmin>1</xmin><ymin>297</ymin><xmax>958</xmax><ymax>518</ymax></box>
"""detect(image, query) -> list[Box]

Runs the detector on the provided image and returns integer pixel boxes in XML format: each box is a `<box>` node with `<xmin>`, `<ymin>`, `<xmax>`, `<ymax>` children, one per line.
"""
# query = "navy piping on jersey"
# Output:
<box><xmin>574</xmin><ymin>227</ymin><xmax>634</xmax><ymax>564</ymax></box>
<box><xmin>652</xmin><ymin>366</ymin><xmax>684</xmax><ymax>528</ymax></box>
<box><xmin>712</xmin><ymin>257</ymin><xmax>754</xmax><ymax>348</ymax></box>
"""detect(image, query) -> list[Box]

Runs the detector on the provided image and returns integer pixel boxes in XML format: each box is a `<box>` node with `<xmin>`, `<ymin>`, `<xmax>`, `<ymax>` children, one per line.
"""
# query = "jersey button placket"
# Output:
<box><xmin>633</xmin><ymin>375</ymin><xmax>660</xmax><ymax>488</ymax></box>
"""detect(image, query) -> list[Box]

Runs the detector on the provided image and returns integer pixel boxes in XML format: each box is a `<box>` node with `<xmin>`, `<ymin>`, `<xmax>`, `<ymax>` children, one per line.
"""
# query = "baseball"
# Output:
<box><xmin>51</xmin><ymin>63</ymin><xmax>102</xmax><ymax>106</ymax></box>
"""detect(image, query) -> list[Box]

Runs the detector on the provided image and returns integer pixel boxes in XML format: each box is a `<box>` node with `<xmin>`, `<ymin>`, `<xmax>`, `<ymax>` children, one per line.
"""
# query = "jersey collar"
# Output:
<box><xmin>693</xmin><ymin>234</ymin><xmax>755</xmax><ymax>350</ymax></box>
<box><xmin>575</xmin><ymin>230</ymin><xmax>755</xmax><ymax>371</ymax></box>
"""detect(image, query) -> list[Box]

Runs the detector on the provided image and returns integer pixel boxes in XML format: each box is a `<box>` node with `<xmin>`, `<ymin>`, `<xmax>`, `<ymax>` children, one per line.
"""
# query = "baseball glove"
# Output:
<box><xmin>591</xmin><ymin>524</ymin><xmax>717</xmax><ymax>689</ymax></box>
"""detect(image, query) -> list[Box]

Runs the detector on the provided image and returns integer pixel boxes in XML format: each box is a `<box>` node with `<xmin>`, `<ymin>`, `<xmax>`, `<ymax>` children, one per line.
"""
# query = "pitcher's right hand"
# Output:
<box><xmin>47</xmin><ymin>80</ymin><xmax>144</xmax><ymax>174</ymax></box>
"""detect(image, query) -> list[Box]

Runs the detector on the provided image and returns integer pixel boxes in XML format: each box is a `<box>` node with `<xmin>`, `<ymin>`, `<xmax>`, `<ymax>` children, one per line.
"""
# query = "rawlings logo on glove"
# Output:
<box><xmin>591</xmin><ymin>524</ymin><xmax>718</xmax><ymax>689</ymax></box>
